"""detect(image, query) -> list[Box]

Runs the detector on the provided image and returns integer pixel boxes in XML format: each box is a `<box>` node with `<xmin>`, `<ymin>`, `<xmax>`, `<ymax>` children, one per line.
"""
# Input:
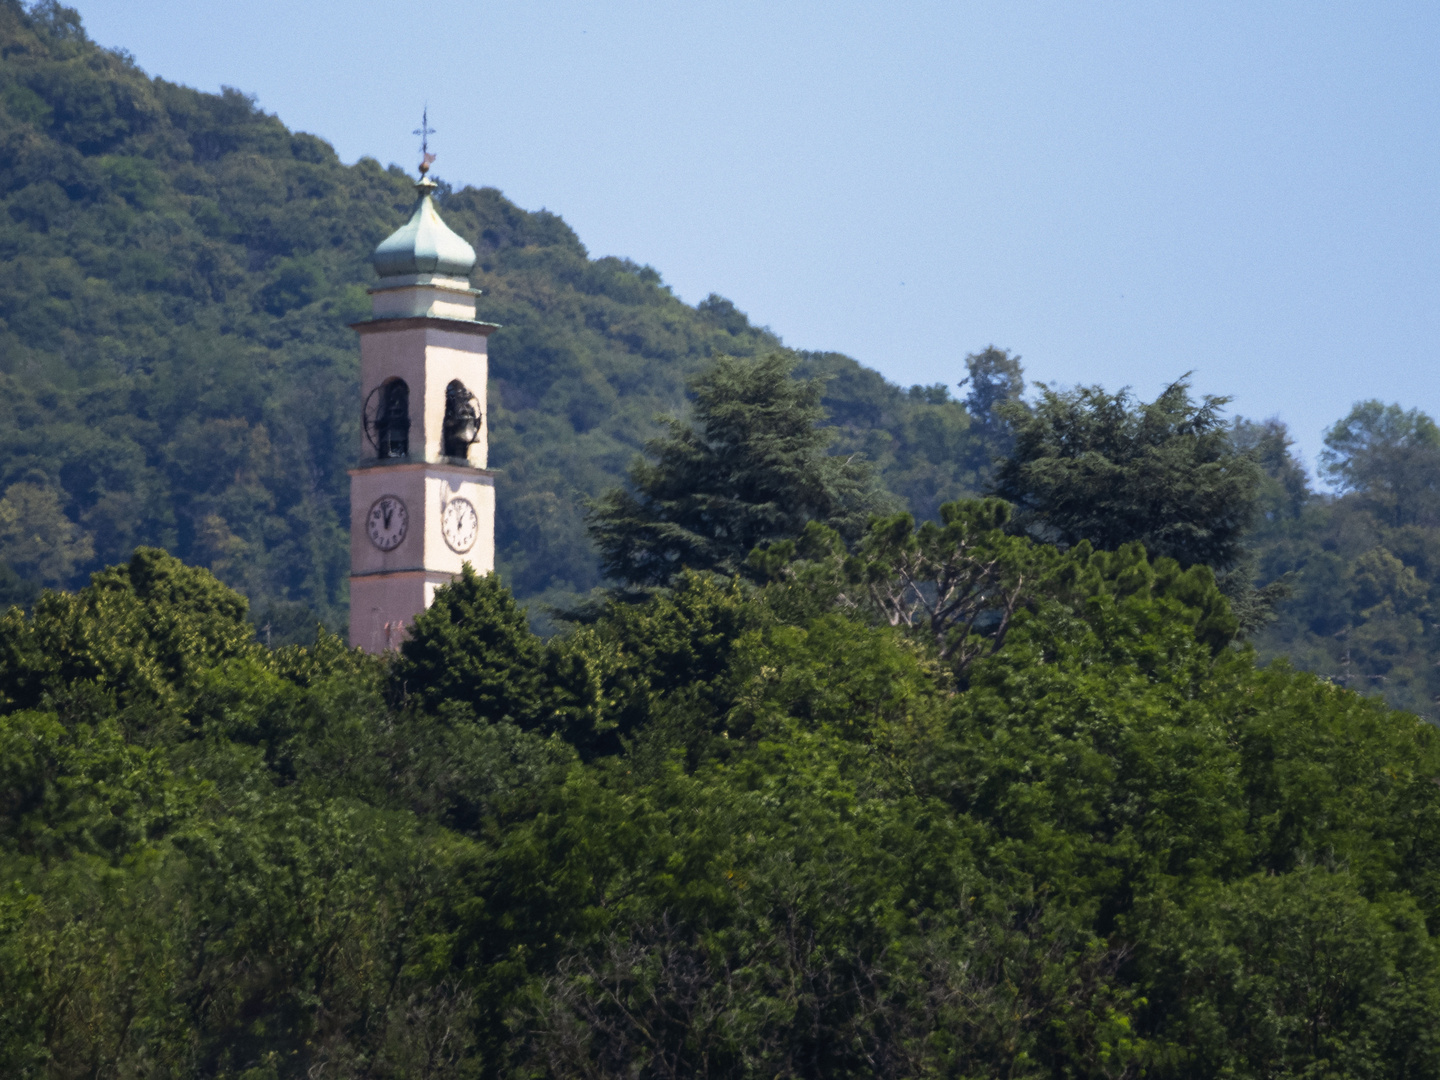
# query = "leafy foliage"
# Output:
<box><xmin>796</xmin><ymin>351</ymin><xmax>983</xmax><ymax>524</ymax></box>
<box><xmin>1320</xmin><ymin>400</ymin><xmax>1440</xmax><ymax>528</ymax></box>
<box><xmin>392</xmin><ymin>564</ymin><xmax>547</xmax><ymax>723</ymax></box>
<box><xmin>959</xmin><ymin>344</ymin><xmax>1026</xmax><ymax>467</ymax></box>
<box><xmin>753</xmin><ymin>499</ymin><xmax>1238</xmax><ymax>676</ymax></box>
<box><xmin>8</xmin><ymin>5</ymin><xmax>1440</xmax><ymax>1076</ymax></box>
<box><xmin>0</xmin><ymin>545</ymin><xmax>257</xmax><ymax>713</ymax></box>
<box><xmin>1250</xmin><ymin>402</ymin><xmax>1440</xmax><ymax>719</ymax></box>
<box><xmin>5</xmin><ymin>524</ymin><xmax>1438</xmax><ymax>1078</ymax></box>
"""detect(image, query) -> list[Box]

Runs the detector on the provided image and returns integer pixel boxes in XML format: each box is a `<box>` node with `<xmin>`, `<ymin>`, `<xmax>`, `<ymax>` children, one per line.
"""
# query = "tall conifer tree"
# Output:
<box><xmin>588</xmin><ymin>353</ymin><xmax>889</xmax><ymax>586</ymax></box>
<box><xmin>993</xmin><ymin>376</ymin><xmax>1260</xmax><ymax>571</ymax></box>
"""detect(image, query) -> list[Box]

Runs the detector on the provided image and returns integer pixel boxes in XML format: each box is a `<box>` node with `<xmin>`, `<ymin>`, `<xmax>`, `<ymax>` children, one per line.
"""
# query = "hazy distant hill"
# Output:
<box><xmin>0</xmin><ymin>1</ymin><xmax>985</xmax><ymax>637</ymax></box>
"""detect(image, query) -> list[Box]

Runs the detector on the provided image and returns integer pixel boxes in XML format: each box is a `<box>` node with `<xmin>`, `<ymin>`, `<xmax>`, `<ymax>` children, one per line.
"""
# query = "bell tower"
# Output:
<box><xmin>348</xmin><ymin>158</ymin><xmax>497</xmax><ymax>652</ymax></box>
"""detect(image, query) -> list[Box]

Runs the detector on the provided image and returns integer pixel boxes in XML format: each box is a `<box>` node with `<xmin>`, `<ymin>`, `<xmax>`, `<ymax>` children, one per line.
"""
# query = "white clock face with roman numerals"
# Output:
<box><xmin>442</xmin><ymin>497</ymin><xmax>478</xmax><ymax>553</ymax></box>
<box><xmin>367</xmin><ymin>495</ymin><xmax>408</xmax><ymax>551</ymax></box>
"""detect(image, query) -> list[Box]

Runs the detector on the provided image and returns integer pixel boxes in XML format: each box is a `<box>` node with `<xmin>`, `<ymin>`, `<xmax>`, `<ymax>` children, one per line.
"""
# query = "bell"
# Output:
<box><xmin>452</xmin><ymin>412</ymin><xmax>479</xmax><ymax>446</ymax></box>
<box><xmin>442</xmin><ymin>379</ymin><xmax>481</xmax><ymax>458</ymax></box>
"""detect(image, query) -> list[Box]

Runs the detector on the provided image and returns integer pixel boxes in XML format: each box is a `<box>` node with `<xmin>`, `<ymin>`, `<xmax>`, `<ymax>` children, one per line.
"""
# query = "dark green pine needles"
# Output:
<box><xmin>993</xmin><ymin>376</ymin><xmax>1262</xmax><ymax>572</ymax></box>
<box><xmin>587</xmin><ymin>353</ymin><xmax>893</xmax><ymax>586</ymax></box>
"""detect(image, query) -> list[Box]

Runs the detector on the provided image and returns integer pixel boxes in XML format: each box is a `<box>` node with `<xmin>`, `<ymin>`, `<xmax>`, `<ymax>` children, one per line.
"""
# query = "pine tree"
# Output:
<box><xmin>992</xmin><ymin>376</ymin><xmax>1260</xmax><ymax>571</ymax></box>
<box><xmin>587</xmin><ymin>352</ymin><xmax>889</xmax><ymax>586</ymax></box>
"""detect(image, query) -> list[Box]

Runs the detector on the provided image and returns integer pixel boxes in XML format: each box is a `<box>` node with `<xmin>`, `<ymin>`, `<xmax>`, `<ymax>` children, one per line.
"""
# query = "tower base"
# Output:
<box><xmin>349</xmin><ymin>570</ymin><xmax>458</xmax><ymax>653</ymax></box>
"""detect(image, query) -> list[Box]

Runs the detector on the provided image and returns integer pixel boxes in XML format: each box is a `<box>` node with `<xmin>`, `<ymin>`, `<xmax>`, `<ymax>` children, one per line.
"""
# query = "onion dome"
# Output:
<box><xmin>372</xmin><ymin>177</ymin><xmax>477</xmax><ymax>279</ymax></box>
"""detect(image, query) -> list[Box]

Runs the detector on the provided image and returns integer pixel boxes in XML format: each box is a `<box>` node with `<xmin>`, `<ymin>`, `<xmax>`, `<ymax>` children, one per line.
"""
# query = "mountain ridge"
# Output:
<box><xmin>0</xmin><ymin>0</ymin><xmax>984</xmax><ymax>637</ymax></box>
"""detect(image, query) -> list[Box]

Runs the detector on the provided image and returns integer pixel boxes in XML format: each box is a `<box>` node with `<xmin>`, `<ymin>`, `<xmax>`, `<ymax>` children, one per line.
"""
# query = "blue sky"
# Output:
<box><xmin>72</xmin><ymin>1</ymin><xmax>1440</xmax><ymax>471</ymax></box>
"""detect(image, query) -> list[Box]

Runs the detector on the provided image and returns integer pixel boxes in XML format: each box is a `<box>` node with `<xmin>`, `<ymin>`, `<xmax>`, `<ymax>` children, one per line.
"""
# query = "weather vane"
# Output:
<box><xmin>413</xmin><ymin>106</ymin><xmax>437</xmax><ymax>176</ymax></box>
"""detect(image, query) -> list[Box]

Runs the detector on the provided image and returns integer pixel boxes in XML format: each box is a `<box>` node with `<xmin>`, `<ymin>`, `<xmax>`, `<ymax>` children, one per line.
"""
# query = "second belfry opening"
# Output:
<box><xmin>442</xmin><ymin>379</ymin><xmax>482</xmax><ymax>458</ymax></box>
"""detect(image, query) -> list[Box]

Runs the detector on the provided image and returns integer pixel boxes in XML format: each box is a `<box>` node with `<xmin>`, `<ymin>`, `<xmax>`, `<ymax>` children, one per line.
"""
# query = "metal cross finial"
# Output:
<box><xmin>413</xmin><ymin>106</ymin><xmax>437</xmax><ymax>175</ymax></box>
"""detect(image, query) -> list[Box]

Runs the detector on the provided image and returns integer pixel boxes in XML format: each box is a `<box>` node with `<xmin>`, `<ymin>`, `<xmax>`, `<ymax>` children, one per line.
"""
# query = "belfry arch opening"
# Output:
<box><xmin>442</xmin><ymin>379</ymin><xmax>482</xmax><ymax>459</ymax></box>
<box><xmin>373</xmin><ymin>378</ymin><xmax>410</xmax><ymax>458</ymax></box>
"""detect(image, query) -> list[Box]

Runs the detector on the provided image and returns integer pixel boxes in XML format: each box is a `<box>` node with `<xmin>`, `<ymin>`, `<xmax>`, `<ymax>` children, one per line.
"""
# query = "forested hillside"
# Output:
<box><xmin>6</xmin><ymin>0</ymin><xmax>1440</xmax><ymax>717</ymax></box>
<box><xmin>6</xmin><ymin>329</ymin><xmax>1440</xmax><ymax>1077</ymax></box>
<box><xmin>9</xmin><ymin>529</ymin><xmax>1440</xmax><ymax>1078</ymax></box>
<box><xmin>0</xmin><ymin>1</ymin><xmax>987</xmax><ymax>638</ymax></box>
<box><xmin>13</xmin><ymin>6</ymin><xmax>1440</xmax><ymax>1077</ymax></box>
<box><xmin>1244</xmin><ymin>405</ymin><xmax>1440</xmax><ymax>720</ymax></box>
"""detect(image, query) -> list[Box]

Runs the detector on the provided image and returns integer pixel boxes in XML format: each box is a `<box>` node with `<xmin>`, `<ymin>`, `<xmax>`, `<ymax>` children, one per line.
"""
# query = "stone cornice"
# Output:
<box><xmin>348</xmin><ymin>459</ymin><xmax>498</xmax><ymax>478</ymax></box>
<box><xmin>349</xmin><ymin>315</ymin><xmax>499</xmax><ymax>336</ymax></box>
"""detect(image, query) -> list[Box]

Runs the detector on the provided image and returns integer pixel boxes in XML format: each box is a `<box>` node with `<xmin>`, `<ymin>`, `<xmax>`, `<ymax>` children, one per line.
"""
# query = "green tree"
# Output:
<box><xmin>5</xmin><ymin>541</ymin><xmax>1440</xmax><ymax>1078</ymax></box>
<box><xmin>1140</xmin><ymin>870</ymin><xmax>1440</xmax><ymax>1078</ymax></box>
<box><xmin>588</xmin><ymin>353</ymin><xmax>890</xmax><ymax>585</ymax></box>
<box><xmin>753</xmin><ymin>497</ymin><xmax>1240</xmax><ymax>678</ymax></box>
<box><xmin>960</xmin><ymin>345</ymin><xmax>1026</xmax><ymax>470</ymax></box>
<box><xmin>993</xmin><ymin>377</ymin><xmax>1261</xmax><ymax>572</ymax></box>
<box><xmin>0</xmin><ymin>482</ymin><xmax>94</xmax><ymax>587</ymax></box>
<box><xmin>796</xmin><ymin>350</ymin><xmax>982</xmax><ymax>525</ymax></box>
<box><xmin>392</xmin><ymin>564</ymin><xmax>549</xmax><ymax>723</ymax></box>
<box><xmin>1246</xmin><ymin>403</ymin><xmax>1440</xmax><ymax>717</ymax></box>
<box><xmin>1233</xmin><ymin>416</ymin><xmax>1311</xmax><ymax>528</ymax></box>
<box><xmin>752</xmin><ymin>499</ymin><xmax>1044</xmax><ymax>674</ymax></box>
<box><xmin>0</xmin><ymin>0</ymin><xmax>998</xmax><ymax>623</ymax></box>
<box><xmin>1321</xmin><ymin>399</ymin><xmax>1440</xmax><ymax>528</ymax></box>
<box><xmin>0</xmin><ymin>546</ymin><xmax>258</xmax><ymax>714</ymax></box>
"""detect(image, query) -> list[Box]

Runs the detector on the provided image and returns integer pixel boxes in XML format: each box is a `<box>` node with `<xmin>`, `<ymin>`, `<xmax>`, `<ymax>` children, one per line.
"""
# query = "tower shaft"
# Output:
<box><xmin>347</xmin><ymin>177</ymin><xmax>497</xmax><ymax>652</ymax></box>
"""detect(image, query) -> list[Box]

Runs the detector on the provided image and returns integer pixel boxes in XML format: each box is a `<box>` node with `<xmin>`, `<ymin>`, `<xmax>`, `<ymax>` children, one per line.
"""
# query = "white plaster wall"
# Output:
<box><xmin>421</xmin><ymin>469</ymin><xmax>496</xmax><ymax>574</ymax></box>
<box><xmin>348</xmin><ymin>462</ymin><xmax>495</xmax><ymax>652</ymax></box>
<box><xmin>349</xmin><ymin>294</ymin><xmax>498</xmax><ymax>653</ymax></box>
<box><xmin>350</xmin><ymin>463</ymin><xmax>425</xmax><ymax>575</ymax></box>
<box><xmin>370</xmin><ymin>282</ymin><xmax>478</xmax><ymax>320</ymax></box>
<box><xmin>349</xmin><ymin>570</ymin><xmax>457</xmax><ymax>653</ymax></box>
<box><xmin>349</xmin><ymin>462</ymin><xmax>495</xmax><ymax>578</ymax></box>
<box><xmin>358</xmin><ymin>324</ymin><xmax>490</xmax><ymax>467</ymax></box>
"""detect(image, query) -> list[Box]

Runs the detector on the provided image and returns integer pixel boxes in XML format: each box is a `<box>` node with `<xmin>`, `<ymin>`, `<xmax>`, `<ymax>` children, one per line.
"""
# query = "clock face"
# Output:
<box><xmin>442</xmin><ymin>497</ymin><xmax>479</xmax><ymax>553</ymax></box>
<box><xmin>367</xmin><ymin>495</ymin><xmax>408</xmax><ymax>551</ymax></box>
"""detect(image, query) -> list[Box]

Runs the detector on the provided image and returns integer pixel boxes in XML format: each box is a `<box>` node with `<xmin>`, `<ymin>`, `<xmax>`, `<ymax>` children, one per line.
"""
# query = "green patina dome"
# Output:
<box><xmin>372</xmin><ymin>178</ymin><xmax>477</xmax><ymax>279</ymax></box>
